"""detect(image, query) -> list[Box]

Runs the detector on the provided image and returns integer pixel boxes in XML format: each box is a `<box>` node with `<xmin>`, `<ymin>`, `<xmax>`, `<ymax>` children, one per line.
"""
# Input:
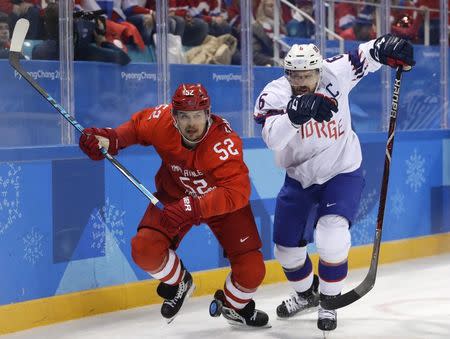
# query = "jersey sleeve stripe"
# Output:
<box><xmin>254</xmin><ymin>109</ymin><xmax>285</xmax><ymax>124</ymax></box>
<box><xmin>348</xmin><ymin>49</ymin><xmax>368</xmax><ymax>81</ymax></box>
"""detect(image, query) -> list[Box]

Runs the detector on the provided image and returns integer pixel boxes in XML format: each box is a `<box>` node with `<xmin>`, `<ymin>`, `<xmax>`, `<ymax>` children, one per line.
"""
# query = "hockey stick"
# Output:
<box><xmin>321</xmin><ymin>67</ymin><xmax>404</xmax><ymax>310</ymax></box>
<box><xmin>9</xmin><ymin>19</ymin><xmax>163</xmax><ymax>209</ymax></box>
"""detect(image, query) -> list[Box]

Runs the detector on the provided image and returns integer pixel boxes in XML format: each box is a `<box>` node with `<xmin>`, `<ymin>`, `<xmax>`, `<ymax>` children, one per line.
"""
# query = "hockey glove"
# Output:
<box><xmin>370</xmin><ymin>34</ymin><xmax>415</xmax><ymax>71</ymax></box>
<box><xmin>79</xmin><ymin>127</ymin><xmax>119</xmax><ymax>160</ymax></box>
<box><xmin>287</xmin><ymin>93</ymin><xmax>338</xmax><ymax>126</ymax></box>
<box><xmin>160</xmin><ymin>196</ymin><xmax>202</xmax><ymax>235</ymax></box>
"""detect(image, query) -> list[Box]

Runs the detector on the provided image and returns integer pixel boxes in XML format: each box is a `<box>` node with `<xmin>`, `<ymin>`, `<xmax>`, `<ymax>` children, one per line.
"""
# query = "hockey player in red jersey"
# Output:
<box><xmin>79</xmin><ymin>83</ymin><xmax>269</xmax><ymax>327</ymax></box>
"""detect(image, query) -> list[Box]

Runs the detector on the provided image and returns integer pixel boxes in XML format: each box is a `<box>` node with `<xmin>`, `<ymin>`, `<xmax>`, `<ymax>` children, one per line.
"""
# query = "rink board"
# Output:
<box><xmin>0</xmin><ymin>131</ymin><xmax>450</xmax><ymax>334</ymax></box>
<box><xmin>0</xmin><ymin>234</ymin><xmax>450</xmax><ymax>335</ymax></box>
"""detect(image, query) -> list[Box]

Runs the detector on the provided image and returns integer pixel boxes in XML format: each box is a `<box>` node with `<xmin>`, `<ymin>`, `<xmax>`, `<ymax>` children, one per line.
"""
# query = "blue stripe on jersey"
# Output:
<box><xmin>254</xmin><ymin>109</ymin><xmax>285</xmax><ymax>125</ymax></box>
<box><xmin>348</xmin><ymin>49</ymin><xmax>366</xmax><ymax>81</ymax></box>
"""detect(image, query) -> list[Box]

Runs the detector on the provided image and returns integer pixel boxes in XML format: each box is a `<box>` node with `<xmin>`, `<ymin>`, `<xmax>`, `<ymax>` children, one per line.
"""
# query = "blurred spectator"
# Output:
<box><xmin>340</xmin><ymin>11</ymin><xmax>375</xmax><ymax>41</ymax></box>
<box><xmin>252</xmin><ymin>0</ymin><xmax>291</xmax><ymax>21</ymax></box>
<box><xmin>75</xmin><ymin>0</ymin><xmax>100</xmax><ymax>11</ymax></box>
<box><xmin>225</xmin><ymin>0</ymin><xmax>241</xmax><ymax>29</ymax></box>
<box><xmin>0</xmin><ymin>0</ymin><xmax>43</xmax><ymax>39</ymax></box>
<box><xmin>185</xmin><ymin>33</ymin><xmax>237</xmax><ymax>64</ymax></box>
<box><xmin>285</xmin><ymin>0</ymin><xmax>314</xmax><ymax>38</ymax></box>
<box><xmin>31</xmin><ymin>2</ymin><xmax>58</xmax><ymax>59</ymax></box>
<box><xmin>415</xmin><ymin>0</ymin><xmax>449</xmax><ymax>45</ymax></box>
<box><xmin>180</xmin><ymin>0</ymin><xmax>232</xmax><ymax>37</ymax></box>
<box><xmin>76</xmin><ymin>0</ymin><xmax>114</xmax><ymax>17</ymax></box>
<box><xmin>334</xmin><ymin>1</ymin><xmax>357</xmax><ymax>35</ymax></box>
<box><xmin>168</xmin><ymin>1</ymin><xmax>234</xmax><ymax>47</ymax></box>
<box><xmin>391</xmin><ymin>0</ymin><xmax>423</xmax><ymax>42</ymax></box>
<box><xmin>169</xmin><ymin>0</ymin><xmax>209</xmax><ymax>46</ymax></box>
<box><xmin>222</xmin><ymin>0</ymin><xmax>244</xmax><ymax>65</ymax></box>
<box><xmin>392</xmin><ymin>14</ymin><xmax>423</xmax><ymax>42</ymax></box>
<box><xmin>33</xmin><ymin>2</ymin><xmax>131</xmax><ymax>65</ymax></box>
<box><xmin>104</xmin><ymin>17</ymin><xmax>145</xmax><ymax>51</ymax></box>
<box><xmin>0</xmin><ymin>11</ymin><xmax>10</xmax><ymax>58</ymax></box>
<box><xmin>144</xmin><ymin>0</ymin><xmax>185</xmax><ymax>39</ymax></box>
<box><xmin>77</xmin><ymin>0</ymin><xmax>145</xmax><ymax>52</ymax></box>
<box><xmin>120</xmin><ymin>0</ymin><xmax>154</xmax><ymax>45</ymax></box>
<box><xmin>226</xmin><ymin>0</ymin><xmax>288</xmax><ymax>65</ymax></box>
<box><xmin>252</xmin><ymin>0</ymin><xmax>286</xmax><ymax>66</ymax></box>
<box><xmin>205</xmin><ymin>1</ymin><xmax>232</xmax><ymax>37</ymax></box>
<box><xmin>104</xmin><ymin>0</ymin><xmax>184</xmax><ymax>42</ymax></box>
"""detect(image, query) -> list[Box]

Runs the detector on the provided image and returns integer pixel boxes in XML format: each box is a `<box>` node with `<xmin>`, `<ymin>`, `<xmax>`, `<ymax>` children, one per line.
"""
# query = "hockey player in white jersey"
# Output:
<box><xmin>254</xmin><ymin>34</ymin><xmax>415</xmax><ymax>332</ymax></box>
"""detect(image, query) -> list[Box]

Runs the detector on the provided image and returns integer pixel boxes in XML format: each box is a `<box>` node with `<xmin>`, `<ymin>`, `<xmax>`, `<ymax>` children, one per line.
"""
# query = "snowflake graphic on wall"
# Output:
<box><xmin>23</xmin><ymin>227</ymin><xmax>44</xmax><ymax>265</ymax></box>
<box><xmin>390</xmin><ymin>188</ymin><xmax>405</xmax><ymax>219</ymax></box>
<box><xmin>202</xmin><ymin>224</ymin><xmax>214</xmax><ymax>245</ymax></box>
<box><xmin>405</xmin><ymin>149</ymin><xmax>426</xmax><ymax>192</ymax></box>
<box><xmin>352</xmin><ymin>188</ymin><xmax>378</xmax><ymax>245</ymax></box>
<box><xmin>91</xmin><ymin>198</ymin><xmax>126</xmax><ymax>254</ymax></box>
<box><xmin>355</xmin><ymin>188</ymin><xmax>378</xmax><ymax>222</ymax></box>
<box><xmin>0</xmin><ymin>163</ymin><xmax>22</xmax><ymax>236</ymax></box>
<box><xmin>352</xmin><ymin>211</ymin><xmax>376</xmax><ymax>246</ymax></box>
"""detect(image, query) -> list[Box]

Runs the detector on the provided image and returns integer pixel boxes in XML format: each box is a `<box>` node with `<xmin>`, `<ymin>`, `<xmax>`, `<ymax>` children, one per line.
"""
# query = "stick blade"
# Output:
<box><xmin>321</xmin><ymin>274</ymin><xmax>375</xmax><ymax>310</ymax></box>
<box><xmin>10</xmin><ymin>19</ymin><xmax>30</xmax><ymax>53</ymax></box>
<box><xmin>321</xmin><ymin>289</ymin><xmax>361</xmax><ymax>310</ymax></box>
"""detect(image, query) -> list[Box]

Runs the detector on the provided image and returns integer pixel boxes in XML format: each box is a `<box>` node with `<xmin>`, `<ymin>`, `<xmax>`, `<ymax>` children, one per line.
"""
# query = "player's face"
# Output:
<box><xmin>0</xmin><ymin>23</ymin><xmax>9</xmax><ymax>43</ymax></box>
<box><xmin>286</xmin><ymin>69</ymin><xmax>320</xmax><ymax>96</ymax></box>
<box><xmin>175</xmin><ymin>110</ymin><xmax>208</xmax><ymax>142</ymax></box>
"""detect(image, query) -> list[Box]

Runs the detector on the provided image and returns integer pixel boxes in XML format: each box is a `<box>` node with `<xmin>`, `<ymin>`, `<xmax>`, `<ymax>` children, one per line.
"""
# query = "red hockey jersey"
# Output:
<box><xmin>115</xmin><ymin>104</ymin><xmax>251</xmax><ymax>219</ymax></box>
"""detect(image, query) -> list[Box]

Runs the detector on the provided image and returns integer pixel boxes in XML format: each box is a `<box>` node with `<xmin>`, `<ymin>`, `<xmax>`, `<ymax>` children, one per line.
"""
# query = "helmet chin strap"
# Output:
<box><xmin>314</xmin><ymin>69</ymin><xmax>323</xmax><ymax>92</ymax></box>
<box><xmin>174</xmin><ymin>116</ymin><xmax>213</xmax><ymax>148</ymax></box>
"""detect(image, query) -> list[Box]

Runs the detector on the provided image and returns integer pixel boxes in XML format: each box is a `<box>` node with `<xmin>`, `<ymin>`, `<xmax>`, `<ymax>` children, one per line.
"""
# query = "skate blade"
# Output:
<box><xmin>276</xmin><ymin>306</ymin><xmax>319</xmax><ymax>320</ymax></box>
<box><xmin>225</xmin><ymin>320</ymin><xmax>272</xmax><ymax>329</ymax></box>
<box><xmin>165</xmin><ymin>282</ymin><xmax>196</xmax><ymax>324</ymax></box>
<box><xmin>322</xmin><ymin>330</ymin><xmax>333</xmax><ymax>339</ymax></box>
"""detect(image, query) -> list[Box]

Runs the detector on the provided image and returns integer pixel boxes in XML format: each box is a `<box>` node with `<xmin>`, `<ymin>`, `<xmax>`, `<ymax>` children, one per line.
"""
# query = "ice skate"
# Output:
<box><xmin>157</xmin><ymin>270</ymin><xmax>195</xmax><ymax>324</ymax></box>
<box><xmin>318</xmin><ymin>293</ymin><xmax>338</xmax><ymax>335</ymax></box>
<box><xmin>276</xmin><ymin>274</ymin><xmax>319</xmax><ymax>318</ymax></box>
<box><xmin>209</xmin><ymin>290</ymin><xmax>271</xmax><ymax>328</ymax></box>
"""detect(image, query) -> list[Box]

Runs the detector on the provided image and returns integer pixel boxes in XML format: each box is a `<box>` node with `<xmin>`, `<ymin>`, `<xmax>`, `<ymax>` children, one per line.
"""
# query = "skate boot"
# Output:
<box><xmin>157</xmin><ymin>270</ymin><xmax>195</xmax><ymax>323</ymax></box>
<box><xmin>318</xmin><ymin>293</ymin><xmax>338</xmax><ymax>332</ymax></box>
<box><xmin>276</xmin><ymin>274</ymin><xmax>319</xmax><ymax>318</ymax></box>
<box><xmin>209</xmin><ymin>290</ymin><xmax>270</xmax><ymax>328</ymax></box>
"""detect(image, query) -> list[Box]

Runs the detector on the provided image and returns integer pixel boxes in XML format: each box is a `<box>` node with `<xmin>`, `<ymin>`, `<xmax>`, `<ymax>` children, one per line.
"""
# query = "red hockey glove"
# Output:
<box><xmin>161</xmin><ymin>196</ymin><xmax>202</xmax><ymax>234</ymax></box>
<box><xmin>79</xmin><ymin>127</ymin><xmax>119</xmax><ymax>160</ymax></box>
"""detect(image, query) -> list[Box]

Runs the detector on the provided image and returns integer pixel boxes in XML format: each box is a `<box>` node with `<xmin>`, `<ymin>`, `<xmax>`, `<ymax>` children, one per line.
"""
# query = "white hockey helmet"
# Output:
<box><xmin>284</xmin><ymin>43</ymin><xmax>323</xmax><ymax>71</ymax></box>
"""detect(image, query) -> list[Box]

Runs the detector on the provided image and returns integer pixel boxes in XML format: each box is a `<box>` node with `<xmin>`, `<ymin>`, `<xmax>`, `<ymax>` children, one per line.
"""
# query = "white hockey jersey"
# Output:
<box><xmin>254</xmin><ymin>39</ymin><xmax>382</xmax><ymax>188</ymax></box>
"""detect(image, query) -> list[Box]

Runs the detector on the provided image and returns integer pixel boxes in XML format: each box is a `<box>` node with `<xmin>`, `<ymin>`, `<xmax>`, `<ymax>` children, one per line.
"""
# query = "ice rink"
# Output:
<box><xmin>2</xmin><ymin>254</ymin><xmax>450</xmax><ymax>339</ymax></box>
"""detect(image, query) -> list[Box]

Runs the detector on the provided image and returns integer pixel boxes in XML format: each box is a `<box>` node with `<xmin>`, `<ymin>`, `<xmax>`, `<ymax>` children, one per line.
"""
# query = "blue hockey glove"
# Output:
<box><xmin>370</xmin><ymin>34</ymin><xmax>415</xmax><ymax>71</ymax></box>
<box><xmin>287</xmin><ymin>93</ymin><xmax>338</xmax><ymax>126</ymax></box>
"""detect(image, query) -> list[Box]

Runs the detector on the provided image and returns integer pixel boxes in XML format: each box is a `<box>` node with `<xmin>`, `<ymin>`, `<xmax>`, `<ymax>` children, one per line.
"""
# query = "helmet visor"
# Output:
<box><xmin>285</xmin><ymin>69</ymin><xmax>320</xmax><ymax>94</ymax></box>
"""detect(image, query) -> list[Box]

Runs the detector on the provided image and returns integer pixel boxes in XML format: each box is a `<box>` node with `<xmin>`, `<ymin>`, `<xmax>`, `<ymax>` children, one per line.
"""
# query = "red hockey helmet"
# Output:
<box><xmin>172</xmin><ymin>84</ymin><xmax>211</xmax><ymax>115</ymax></box>
<box><xmin>172</xmin><ymin>83</ymin><xmax>211</xmax><ymax>115</ymax></box>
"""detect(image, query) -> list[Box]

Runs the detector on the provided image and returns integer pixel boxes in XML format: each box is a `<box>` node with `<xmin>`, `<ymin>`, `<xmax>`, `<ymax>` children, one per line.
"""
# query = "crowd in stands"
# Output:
<box><xmin>0</xmin><ymin>0</ymin><xmax>448</xmax><ymax>65</ymax></box>
<box><xmin>0</xmin><ymin>12</ymin><xmax>10</xmax><ymax>58</ymax></box>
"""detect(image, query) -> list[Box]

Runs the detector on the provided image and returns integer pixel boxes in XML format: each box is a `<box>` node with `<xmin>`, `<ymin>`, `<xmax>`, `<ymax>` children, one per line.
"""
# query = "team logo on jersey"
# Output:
<box><xmin>183</xmin><ymin>196</ymin><xmax>192</xmax><ymax>212</ymax></box>
<box><xmin>300</xmin><ymin>118</ymin><xmax>345</xmax><ymax>140</ymax></box>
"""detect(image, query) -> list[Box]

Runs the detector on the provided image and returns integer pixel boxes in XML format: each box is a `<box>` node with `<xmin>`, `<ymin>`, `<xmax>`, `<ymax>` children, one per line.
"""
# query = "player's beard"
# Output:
<box><xmin>178</xmin><ymin>119</ymin><xmax>212</xmax><ymax>148</ymax></box>
<box><xmin>183</xmin><ymin>126</ymin><xmax>204</xmax><ymax>142</ymax></box>
<box><xmin>173</xmin><ymin>113</ymin><xmax>212</xmax><ymax>149</ymax></box>
<box><xmin>292</xmin><ymin>85</ymin><xmax>315</xmax><ymax>96</ymax></box>
<box><xmin>183</xmin><ymin>128</ymin><xmax>201</xmax><ymax>142</ymax></box>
